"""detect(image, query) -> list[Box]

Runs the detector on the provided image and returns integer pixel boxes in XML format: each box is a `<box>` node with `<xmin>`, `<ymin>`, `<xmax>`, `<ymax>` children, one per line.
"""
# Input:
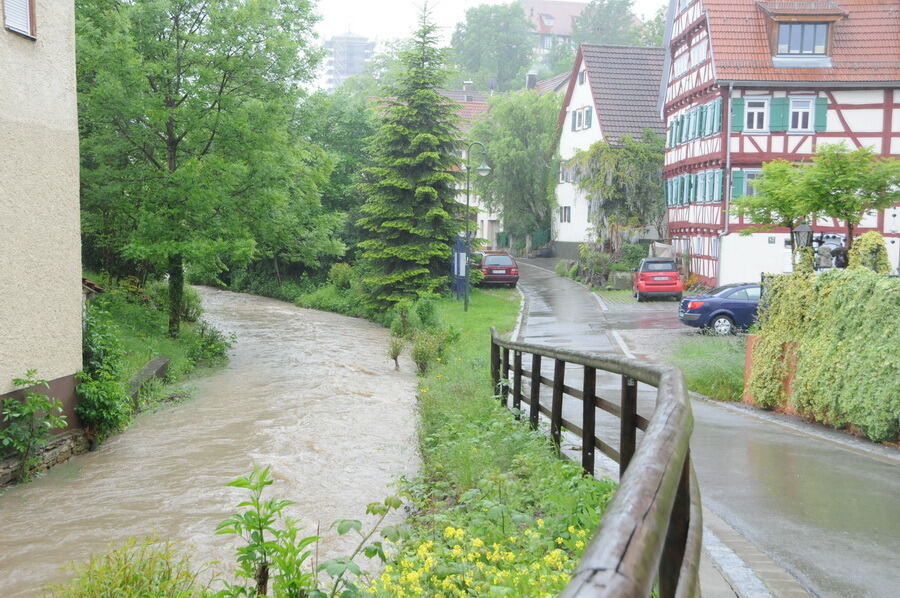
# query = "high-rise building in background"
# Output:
<box><xmin>323</xmin><ymin>34</ymin><xmax>376</xmax><ymax>92</ymax></box>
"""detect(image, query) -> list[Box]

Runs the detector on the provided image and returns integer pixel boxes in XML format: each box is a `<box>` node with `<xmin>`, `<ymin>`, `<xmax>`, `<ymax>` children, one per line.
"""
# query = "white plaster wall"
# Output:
<box><xmin>831</xmin><ymin>90</ymin><xmax>882</xmax><ymax>105</ymax></box>
<box><xmin>0</xmin><ymin>1</ymin><xmax>82</xmax><ymax>393</ymax></box>
<box><xmin>554</xmin><ymin>182</ymin><xmax>591</xmax><ymax>243</ymax></box>
<box><xmin>840</xmin><ymin>107</ymin><xmax>884</xmax><ymax>133</ymax></box>
<box><xmin>719</xmin><ymin>233</ymin><xmax>792</xmax><ymax>285</ymax></box>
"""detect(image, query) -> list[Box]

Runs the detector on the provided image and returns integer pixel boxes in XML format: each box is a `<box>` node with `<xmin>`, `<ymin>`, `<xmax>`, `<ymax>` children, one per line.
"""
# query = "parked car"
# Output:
<box><xmin>632</xmin><ymin>258</ymin><xmax>683</xmax><ymax>301</ymax></box>
<box><xmin>678</xmin><ymin>283</ymin><xmax>761</xmax><ymax>334</ymax></box>
<box><xmin>473</xmin><ymin>251</ymin><xmax>519</xmax><ymax>287</ymax></box>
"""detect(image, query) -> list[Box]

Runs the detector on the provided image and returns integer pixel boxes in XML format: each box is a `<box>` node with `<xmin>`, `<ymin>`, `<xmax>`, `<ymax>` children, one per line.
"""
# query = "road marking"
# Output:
<box><xmin>703</xmin><ymin>528</ymin><xmax>775</xmax><ymax>598</ymax></box>
<box><xmin>610</xmin><ymin>330</ymin><xmax>635</xmax><ymax>359</ymax></box>
<box><xmin>511</xmin><ymin>286</ymin><xmax>526</xmax><ymax>342</ymax></box>
<box><xmin>592</xmin><ymin>291</ymin><xmax>609</xmax><ymax>312</ymax></box>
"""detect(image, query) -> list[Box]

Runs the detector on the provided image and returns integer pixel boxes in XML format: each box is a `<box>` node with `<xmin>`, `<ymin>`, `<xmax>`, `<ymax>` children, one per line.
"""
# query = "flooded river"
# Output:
<box><xmin>0</xmin><ymin>288</ymin><xmax>419</xmax><ymax>596</ymax></box>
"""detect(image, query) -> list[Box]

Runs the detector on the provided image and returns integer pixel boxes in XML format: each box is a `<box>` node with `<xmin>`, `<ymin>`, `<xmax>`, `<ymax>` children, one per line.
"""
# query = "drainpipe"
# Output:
<box><xmin>723</xmin><ymin>82</ymin><xmax>733</xmax><ymax>236</ymax></box>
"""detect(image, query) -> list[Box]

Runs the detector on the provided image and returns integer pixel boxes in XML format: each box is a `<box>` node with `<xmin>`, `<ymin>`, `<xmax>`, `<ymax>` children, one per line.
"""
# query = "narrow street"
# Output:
<box><xmin>0</xmin><ymin>289</ymin><xmax>418</xmax><ymax>596</ymax></box>
<box><xmin>516</xmin><ymin>259</ymin><xmax>900</xmax><ymax>598</ymax></box>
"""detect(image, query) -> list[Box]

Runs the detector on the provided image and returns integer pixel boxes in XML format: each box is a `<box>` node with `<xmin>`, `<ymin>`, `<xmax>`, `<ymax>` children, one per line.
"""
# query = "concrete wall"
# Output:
<box><xmin>0</xmin><ymin>1</ymin><xmax>82</xmax><ymax>395</ymax></box>
<box><xmin>719</xmin><ymin>233</ymin><xmax>793</xmax><ymax>285</ymax></box>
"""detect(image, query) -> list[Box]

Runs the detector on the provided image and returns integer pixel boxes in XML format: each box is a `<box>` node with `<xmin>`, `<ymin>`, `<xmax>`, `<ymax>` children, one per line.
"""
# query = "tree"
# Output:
<box><xmin>77</xmin><ymin>0</ymin><xmax>322</xmax><ymax>335</ymax></box>
<box><xmin>451</xmin><ymin>3</ymin><xmax>534</xmax><ymax>92</ymax></box>
<box><xmin>574</xmin><ymin>131</ymin><xmax>665</xmax><ymax>253</ymax></box>
<box><xmin>572</xmin><ymin>0</ymin><xmax>640</xmax><ymax>47</ymax></box>
<box><xmin>357</xmin><ymin>11</ymin><xmax>462</xmax><ymax>308</ymax></box>
<box><xmin>802</xmin><ymin>144</ymin><xmax>900</xmax><ymax>248</ymax></box>
<box><xmin>732</xmin><ymin>159</ymin><xmax>809</xmax><ymax>240</ymax></box>
<box><xmin>471</xmin><ymin>91</ymin><xmax>561</xmax><ymax>245</ymax></box>
<box><xmin>636</xmin><ymin>4</ymin><xmax>667</xmax><ymax>47</ymax></box>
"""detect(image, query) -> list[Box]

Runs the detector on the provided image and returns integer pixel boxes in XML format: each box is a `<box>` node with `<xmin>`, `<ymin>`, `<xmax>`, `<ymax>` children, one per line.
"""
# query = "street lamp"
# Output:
<box><xmin>464</xmin><ymin>141</ymin><xmax>491</xmax><ymax>312</ymax></box>
<box><xmin>792</xmin><ymin>223</ymin><xmax>814</xmax><ymax>271</ymax></box>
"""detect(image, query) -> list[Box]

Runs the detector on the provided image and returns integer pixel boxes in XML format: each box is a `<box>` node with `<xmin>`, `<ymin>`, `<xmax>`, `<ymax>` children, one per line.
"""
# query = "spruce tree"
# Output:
<box><xmin>358</xmin><ymin>11</ymin><xmax>461</xmax><ymax>309</ymax></box>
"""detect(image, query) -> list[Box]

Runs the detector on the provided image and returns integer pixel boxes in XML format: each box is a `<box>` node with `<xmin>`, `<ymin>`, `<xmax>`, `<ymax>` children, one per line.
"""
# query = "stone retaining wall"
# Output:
<box><xmin>0</xmin><ymin>430</ymin><xmax>89</xmax><ymax>487</ymax></box>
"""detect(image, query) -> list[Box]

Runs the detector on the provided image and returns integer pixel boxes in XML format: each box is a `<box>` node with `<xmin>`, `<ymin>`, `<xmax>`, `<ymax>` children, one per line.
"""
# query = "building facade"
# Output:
<box><xmin>323</xmin><ymin>34</ymin><xmax>375</xmax><ymax>92</ymax></box>
<box><xmin>1</xmin><ymin>1</ymin><xmax>83</xmax><ymax>419</ymax></box>
<box><xmin>554</xmin><ymin>44</ymin><xmax>666</xmax><ymax>258</ymax></box>
<box><xmin>520</xmin><ymin>0</ymin><xmax>587</xmax><ymax>56</ymax></box>
<box><xmin>660</xmin><ymin>0</ymin><xmax>900</xmax><ymax>284</ymax></box>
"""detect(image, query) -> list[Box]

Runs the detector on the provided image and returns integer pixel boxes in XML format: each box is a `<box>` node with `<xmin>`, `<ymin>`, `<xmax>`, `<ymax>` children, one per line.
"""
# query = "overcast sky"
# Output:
<box><xmin>314</xmin><ymin>0</ymin><xmax>668</xmax><ymax>46</ymax></box>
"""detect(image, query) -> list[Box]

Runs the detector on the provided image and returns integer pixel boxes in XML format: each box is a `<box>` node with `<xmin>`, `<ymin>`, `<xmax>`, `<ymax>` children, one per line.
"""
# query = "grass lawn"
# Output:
<box><xmin>369</xmin><ymin>288</ymin><xmax>617</xmax><ymax>597</ymax></box>
<box><xmin>594</xmin><ymin>288</ymin><xmax>637</xmax><ymax>304</ymax></box>
<box><xmin>668</xmin><ymin>334</ymin><xmax>748</xmax><ymax>401</ymax></box>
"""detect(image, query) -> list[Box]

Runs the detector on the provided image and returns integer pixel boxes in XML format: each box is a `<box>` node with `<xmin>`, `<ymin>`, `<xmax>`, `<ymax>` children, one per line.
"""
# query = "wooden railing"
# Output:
<box><xmin>490</xmin><ymin>329</ymin><xmax>702</xmax><ymax>598</ymax></box>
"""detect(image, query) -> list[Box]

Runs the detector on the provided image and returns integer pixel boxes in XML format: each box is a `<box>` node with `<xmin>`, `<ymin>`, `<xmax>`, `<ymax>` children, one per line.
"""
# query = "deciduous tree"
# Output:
<box><xmin>572</xmin><ymin>0</ymin><xmax>640</xmax><ymax>47</ymax></box>
<box><xmin>451</xmin><ymin>3</ymin><xmax>534</xmax><ymax>92</ymax></box>
<box><xmin>732</xmin><ymin>159</ymin><xmax>809</xmax><ymax>240</ymax></box>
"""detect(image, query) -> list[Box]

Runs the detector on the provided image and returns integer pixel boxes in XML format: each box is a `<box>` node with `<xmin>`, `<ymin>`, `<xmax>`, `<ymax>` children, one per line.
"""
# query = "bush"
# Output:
<box><xmin>848</xmin><ymin>231</ymin><xmax>890</xmax><ymax>274</ymax></box>
<box><xmin>77</xmin><ymin>306</ymin><xmax>131</xmax><ymax>442</ymax></box>
<box><xmin>328</xmin><ymin>263</ymin><xmax>353</xmax><ymax>289</ymax></box>
<box><xmin>669</xmin><ymin>336</ymin><xmax>746</xmax><ymax>401</ymax></box>
<box><xmin>411</xmin><ymin>330</ymin><xmax>441</xmax><ymax>374</ymax></box>
<box><xmin>567</xmin><ymin>263</ymin><xmax>579</xmax><ymax>279</ymax></box>
<box><xmin>619</xmin><ymin>243</ymin><xmax>647</xmax><ymax>269</ymax></box>
<box><xmin>145</xmin><ymin>280</ymin><xmax>203</xmax><ymax>323</ymax></box>
<box><xmin>47</xmin><ymin>538</ymin><xmax>207</xmax><ymax>597</ymax></box>
<box><xmin>554</xmin><ymin>260</ymin><xmax>569</xmax><ymax>276</ymax></box>
<box><xmin>185</xmin><ymin>320</ymin><xmax>233</xmax><ymax>367</ymax></box>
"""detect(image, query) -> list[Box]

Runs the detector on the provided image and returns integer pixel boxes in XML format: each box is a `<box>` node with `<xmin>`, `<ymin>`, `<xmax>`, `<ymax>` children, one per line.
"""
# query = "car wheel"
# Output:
<box><xmin>710</xmin><ymin>315</ymin><xmax>734</xmax><ymax>335</ymax></box>
<box><xmin>636</xmin><ymin>292</ymin><xmax>644</xmax><ymax>302</ymax></box>
<box><xmin>675</xmin><ymin>293</ymin><xmax>682</xmax><ymax>302</ymax></box>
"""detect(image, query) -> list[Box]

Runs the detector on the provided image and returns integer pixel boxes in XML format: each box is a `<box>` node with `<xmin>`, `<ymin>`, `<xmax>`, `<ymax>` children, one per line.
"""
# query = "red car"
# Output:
<box><xmin>632</xmin><ymin>258</ymin><xmax>683</xmax><ymax>301</ymax></box>
<box><xmin>474</xmin><ymin>251</ymin><xmax>519</xmax><ymax>288</ymax></box>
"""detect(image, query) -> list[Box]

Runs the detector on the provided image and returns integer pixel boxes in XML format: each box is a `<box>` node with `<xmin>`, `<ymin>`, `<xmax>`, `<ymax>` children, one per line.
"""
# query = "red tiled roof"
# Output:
<box><xmin>520</xmin><ymin>0</ymin><xmax>587</xmax><ymax>36</ymax></box>
<box><xmin>457</xmin><ymin>101</ymin><xmax>489</xmax><ymax>132</ymax></box>
<box><xmin>705</xmin><ymin>0</ymin><xmax>900</xmax><ymax>83</ymax></box>
<box><xmin>535</xmin><ymin>71</ymin><xmax>571</xmax><ymax>93</ymax></box>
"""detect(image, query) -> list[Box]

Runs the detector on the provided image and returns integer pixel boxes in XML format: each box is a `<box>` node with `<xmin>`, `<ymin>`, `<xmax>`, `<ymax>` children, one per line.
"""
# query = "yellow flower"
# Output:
<box><xmin>436</xmin><ymin>374</ymin><xmax>443</xmax><ymax>379</ymax></box>
<box><xmin>576</xmin><ymin>540</ymin><xmax>585</xmax><ymax>549</ymax></box>
<box><xmin>555</xmin><ymin>537</ymin><xmax>564</xmax><ymax>545</ymax></box>
<box><xmin>436</xmin><ymin>357</ymin><xmax>443</xmax><ymax>361</ymax></box>
<box><xmin>568</xmin><ymin>525</ymin><xmax>576</xmax><ymax>534</ymax></box>
<box><xmin>471</xmin><ymin>537</ymin><xmax>485</xmax><ymax>548</ymax></box>
<box><xmin>536</xmin><ymin>518</ymin><xmax>544</xmax><ymax>528</ymax></box>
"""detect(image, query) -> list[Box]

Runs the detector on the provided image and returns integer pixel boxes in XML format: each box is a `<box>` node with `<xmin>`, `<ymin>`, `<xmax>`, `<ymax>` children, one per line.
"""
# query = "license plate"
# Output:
<box><xmin>653</xmin><ymin>276</ymin><xmax>668</xmax><ymax>280</ymax></box>
<box><xmin>492</xmin><ymin>269</ymin><xmax>505</xmax><ymax>274</ymax></box>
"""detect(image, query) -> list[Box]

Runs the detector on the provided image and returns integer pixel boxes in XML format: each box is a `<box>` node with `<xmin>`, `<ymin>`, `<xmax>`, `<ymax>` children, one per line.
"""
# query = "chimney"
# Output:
<box><xmin>463</xmin><ymin>80</ymin><xmax>473</xmax><ymax>93</ymax></box>
<box><xmin>525</xmin><ymin>72</ymin><xmax>537</xmax><ymax>90</ymax></box>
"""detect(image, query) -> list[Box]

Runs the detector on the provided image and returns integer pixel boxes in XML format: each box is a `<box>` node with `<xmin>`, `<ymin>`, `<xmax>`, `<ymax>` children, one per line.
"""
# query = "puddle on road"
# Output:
<box><xmin>0</xmin><ymin>288</ymin><xmax>419</xmax><ymax>597</ymax></box>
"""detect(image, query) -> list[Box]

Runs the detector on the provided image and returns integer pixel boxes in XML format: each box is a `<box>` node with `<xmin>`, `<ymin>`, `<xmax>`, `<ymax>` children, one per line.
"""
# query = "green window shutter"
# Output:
<box><xmin>585</xmin><ymin>106</ymin><xmax>593</xmax><ymax>128</ymax></box>
<box><xmin>571</xmin><ymin>111</ymin><xmax>577</xmax><ymax>131</ymax></box>
<box><xmin>815</xmin><ymin>97</ymin><xmax>828</xmax><ymax>132</ymax></box>
<box><xmin>707</xmin><ymin>171</ymin><xmax>715</xmax><ymax>202</ymax></box>
<box><xmin>701</xmin><ymin>104</ymin><xmax>710</xmax><ymax>136</ymax></box>
<box><xmin>770</xmin><ymin>97</ymin><xmax>788</xmax><ymax>132</ymax></box>
<box><xmin>731</xmin><ymin>170</ymin><xmax>745</xmax><ymax>198</ymax></box>
<box><xmin>714</xmin><ymin>170</ymin><xmax>723</xmax><ymax>202</ymax></box>
<box><xmin>679</xmin><ymin>175</ymin><xmax>686</xmax><ymax>205</ymax></box>
<box><xmin>731</xmin><ymin>98</ymin><xmax>744</xmax><ymax>132</ymax></box>
<box><xmin>715</xmin><ymin>98</ymin><xmax>723</xmax><ymax>133</ymax></box>
<box><xmin>691</xmin><ymin>109</ymin><xmax>699</xmax><ymax>139</ymax></box>
<box><xmin>688</xmin><ymin>174</ymin><xmax>695</xmax><ymax>203</ymax></box>
<box><xmin>681</xmin><ymin>114</ymin><xmax>688</xmax><ymax>143</ymax></box>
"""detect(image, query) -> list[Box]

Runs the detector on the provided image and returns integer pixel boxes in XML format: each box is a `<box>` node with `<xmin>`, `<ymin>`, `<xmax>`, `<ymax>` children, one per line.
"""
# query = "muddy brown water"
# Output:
<box><xmin>0</xmin><ymin>288</ymin><xmax>419</xmax><ymax>596</ymax></box>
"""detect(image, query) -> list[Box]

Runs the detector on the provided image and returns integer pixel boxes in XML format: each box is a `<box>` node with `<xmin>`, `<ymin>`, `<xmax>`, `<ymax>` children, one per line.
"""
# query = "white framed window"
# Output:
<box><xmin>4</xmin><ymin>0</ymin><xmax>36</xmax><ymax>37</ymax></box>
<box><xmin>744</xmin><ymin>169</ymin><xmax>761</xmax><ymax>196</ymax></box>
<box><xmin>696</xmin><ymin>171</ymin><xmax>706</xmax><ymax>204</ymax></box>
<box><xmin>778</xmin><ymin>23</ymin><xmax>828</xmax><ymax>55</ymax></box>
<box><xmin>570</xmin><ymin>106</ymin><xmax>592</xmax><ymax>131</ymax></box>
<box><xmin>576</xmin><ymin>110</ymin><xmax>583</xmax><ymax>130</ymax></box>
<box><xmin>690</xmin><ymin>38</ymin><xmax>708</xmax><ymax>67</ymax></box>
<box><xmin>745</xmin><ymin>99</ymin><xmax>769</xmax><ymax>132</ymax></box>
<box><xmin>559</xmin><ymin>206</ymin><xmax>571</xmax><ymax>223</ymax></box>
<box><xmin>789</xmin><ymin>98</ymin><xmax>814</xmax><ymax>131</ymax></box>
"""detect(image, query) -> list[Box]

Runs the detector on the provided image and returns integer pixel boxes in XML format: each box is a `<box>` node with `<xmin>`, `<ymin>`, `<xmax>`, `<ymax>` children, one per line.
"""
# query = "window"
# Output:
<box><xmin>578</xmin><ymin>70</ymin><xmax>586</xmax><ymax>85</ymax></box>
<box><xmin>559</xmin><ymin>206</ymin><xmax>571</xmax><ymax>223</ymax></box>
<box><xmin>745</xmin><ymin>99</ymin><xmax>768</xmax><ymax>132</ymax></box>
<box><xmin>778</xmin><ymin>23</ymin><xmax>828</xmax><ymax>55</ymax></box>
<box><xmin>570</xmin><ymin>106</ymin><xmax>592</xmax><ymax>131</ymax></box>
<box><xmin>690</xmin><ymin>38</ymin><xmax>708</xmax><ymax>67</ymax></box>
<box><xmin>542</xmin><ymin>35</ymin><xmax>553</xmax><ymax>50</ymax></box>
<box><xmin>790</xmin><ymin>98</ymin><xmax>813</xmax><ymax>131</ymax></box>
<box><xmin>484</xmin><ymin>255</ymin><xmax>515</xmax><ymax>266</ymax></box>
<box><xmin>4</xmin><ymin>0</ymin><xmax>36</xmax><ymax>37</ymax></box>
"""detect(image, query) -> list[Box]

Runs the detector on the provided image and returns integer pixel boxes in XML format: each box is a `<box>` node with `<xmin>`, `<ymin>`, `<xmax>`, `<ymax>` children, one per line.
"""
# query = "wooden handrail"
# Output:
<box><xmin>490</xmin><ymin>329</ymin><xmax>702</xmax><ymax>598</ymax></box>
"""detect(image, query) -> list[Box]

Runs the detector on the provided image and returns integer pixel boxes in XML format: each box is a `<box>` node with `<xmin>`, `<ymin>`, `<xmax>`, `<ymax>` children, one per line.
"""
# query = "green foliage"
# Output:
<box><xmin>328</xmin><ymin>263</ymin><xmax>353</xmax><ymax>290</ymax></box>
<box><xmin>388</xmin><ymin>338</ymin><xmax>404</xmax><ymax>371</ymax></box>
<box><xmin>77</xmin><ymin>306</ymin><xmax>131</xmax><ymax>442</ymax></box>
<box><xmin>357</xmin><ymin>11</ymin><xmax>462</xmax><ymax>308</ymax></box>
<box><xmin>185</xmin><ymin>320</ymin><xmax>233</xmax><ymax>367</ymax></box>
<box><xmin>848</xmin><ymin>231</ymin><xmax>890</xmax><ymax>274</ymax></box>
<box><xmin>572</xmin><ymin>0</ymin><xmax>641</xmax><ymax>46</ymax></box>
<box><xmin>146</xmin><ymin>280</ymin><xmax>204</xmax><ymax>324</ymax></box>
<box><xmin>216</xmin><ymin>466</ymin><xmax>317</xmax><ymax>597</ymax></box>
<box><xmin>47</xmin><ymin>538</ymin><xmax>208</xmax><ymax>597</ymax></box>
<box><xmin>732</xmin><ymin>159</ymin><xmax>809</xmax><ymax>238</ymax></box>
<box><xmin>471</xmin><ymin>91</ymin><xmax>561</xmax><ymax>241</ymax></box>
<box><xmin>636</xmin><ymin>4</ymin><xmax>667</xmax><ymax>46</ymax></box>
<box><xmin>450</xmin><ymin>3</ymin><xmax>534</xmax><ymax>92</ymax></box>
<box><xmin>567</xmin><ymin>263</ymin><xmax>579</xmax><ymax>279</ymax></box>
<box><xmin>619</xmin><ymin>243</ymin><xmax>647</xmax><ymax>269</ymax></box>
<box><xmin>669</xmin><ymin>336</ymin><xmax>747</xmax><ymax>401</ymax></box>
<box><xmin>801</xmin><ymin>144</ymin><xmax>899</xmax><ymax>246</ymax></box>
<box><xmin>77</xmin><ymin>0</ymin><xmax>326</xmax><ymax>335</ymax></box>
<box><xmin>411</xmin><ymin>331</ymin><xmax>441</xmax><ymax>374</ymax></box>
<box><xmin>0</xmin><ymin>371</ymin><xmax>67</xmax><ymax>482</ymax></box>
<box><xmin>749</xmin><ymin>270</ymin><xmax>900</xmax><ymax>441</ymax></box>
<box><xmin>555</xmin><ymin>260</ymin><xmax>570</xmax><ymax>277</ymax></box>
<box><xmin>468</xmin><ymin>266</ymin><xmax>485</xmax><ymax>288</ymax></box>
<box><xmin>574</xmin><ymin>130</ymin><xmax>665</xmax><ymax>251</ymax></box>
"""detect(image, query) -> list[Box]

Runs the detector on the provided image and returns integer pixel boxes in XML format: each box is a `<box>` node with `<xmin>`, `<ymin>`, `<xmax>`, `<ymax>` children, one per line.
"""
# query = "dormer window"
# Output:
<box><xmin>777</xmin><ymin>23</ymin><xmax>828</xmax><ymax>55</ymax></box>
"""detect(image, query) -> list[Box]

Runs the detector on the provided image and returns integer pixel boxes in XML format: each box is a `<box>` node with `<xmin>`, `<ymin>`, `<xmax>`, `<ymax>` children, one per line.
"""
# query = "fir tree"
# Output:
<box><xmin>358</xmin><ymin>11</ymin><xmax>462</xmax><ymax>308</ymax></box>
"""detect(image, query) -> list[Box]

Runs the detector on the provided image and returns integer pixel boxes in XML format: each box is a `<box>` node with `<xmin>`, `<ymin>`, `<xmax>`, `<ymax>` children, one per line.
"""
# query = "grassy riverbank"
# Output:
<box><xmin>369</xmin><ymin>289</ymin><xmax>617</xmax><ymax>596</ymax></box>
<box><xmin>668</xmin><ymin>335</ymin><xmax>747</xmax><ymax>401</ymax></box>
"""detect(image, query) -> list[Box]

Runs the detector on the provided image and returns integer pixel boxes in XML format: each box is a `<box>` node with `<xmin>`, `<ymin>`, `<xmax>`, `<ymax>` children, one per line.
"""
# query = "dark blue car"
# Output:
<box><xmin>678</xmin><ymin>283</ymin><xmax>761</xmax><ymax>334</ymax></box>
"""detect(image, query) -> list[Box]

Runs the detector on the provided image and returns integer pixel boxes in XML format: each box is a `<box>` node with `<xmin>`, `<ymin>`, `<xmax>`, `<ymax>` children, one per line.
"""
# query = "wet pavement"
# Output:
<box><xmin>0</xmin><ymin>288</ymin><xmax>419</xmax><ymax>596</ymax></box>
<box><xmin>516</xmin><ymin>259</ymin><xmax>900</xmax><ymax>598</ymax></box>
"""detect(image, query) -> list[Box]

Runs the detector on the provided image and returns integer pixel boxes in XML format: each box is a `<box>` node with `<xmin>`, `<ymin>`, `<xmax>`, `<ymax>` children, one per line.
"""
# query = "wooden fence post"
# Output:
<box><xmin>513</xmin><ymin>351</ymin><xmax>523</xmax><ymax>418</ymax></box>
<box><xmin>582</xmin><ymin>366</ymin><xmax>596</xmax><ymax>476</ymax></box>
<box><xmin>620</xmin><ymin>375</ymin><xmax>637</xmax><ymax>477</ymax></box>
<box><xmin>529</xmin><ymin>354</ymin><xmax>541</xmax><ymax>430</ymax></box>
<box><xmin>490</xmin><ymin>338</ymin><xmax>500</xmax><ymax>397</ymax></box>
<box><xmin>659</xmin><ymin>454</ymin><xmax>692</xmax><ymax>597</ymax></box>
<box><xmin>501</xmin><ymin>347</ymin><xmax>511</xmax><ymax>406</ymax></box>
<box><xmin>551</xmin><ymin>359</ymin><xmax>566</xmax><ymax>452</ymax></box>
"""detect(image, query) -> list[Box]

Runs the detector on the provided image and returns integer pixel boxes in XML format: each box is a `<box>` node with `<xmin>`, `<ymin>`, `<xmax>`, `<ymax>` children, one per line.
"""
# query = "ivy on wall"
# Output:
<box><xmin>749</xmin><ymin>269</ymin><xmax>900</xmax><ymax>442</ymax></box>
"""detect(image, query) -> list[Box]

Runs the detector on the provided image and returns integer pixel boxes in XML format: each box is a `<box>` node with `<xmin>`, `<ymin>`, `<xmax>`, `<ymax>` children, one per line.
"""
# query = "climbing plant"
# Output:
<box><xmin>848</xmin><ymin>231</ymin><xmax>891</xmax><ymax>274</ymax></box>
<box><xmin>749</xmin><ymin>269</ymin><xmax>900</xmax><ymax>441</ymax></box>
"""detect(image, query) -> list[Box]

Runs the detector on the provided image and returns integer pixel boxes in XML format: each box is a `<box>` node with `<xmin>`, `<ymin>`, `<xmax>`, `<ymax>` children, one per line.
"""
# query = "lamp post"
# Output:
<box><xmin>463</xmin><ymin>141</ymin><xmax>490</xmax><ymax>311</ymax></box>
<box><xmin>792</xmin><ymin>223</ymin><xmax>814</xmax><ymax>271</ymax></box>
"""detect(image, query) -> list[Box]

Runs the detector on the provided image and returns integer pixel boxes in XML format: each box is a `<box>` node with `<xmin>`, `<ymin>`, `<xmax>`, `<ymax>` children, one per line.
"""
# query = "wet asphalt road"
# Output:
<box><xmin>515</xmin><ymin>260</ymin><xmax>900</xmax><ymax>598</ymax></box>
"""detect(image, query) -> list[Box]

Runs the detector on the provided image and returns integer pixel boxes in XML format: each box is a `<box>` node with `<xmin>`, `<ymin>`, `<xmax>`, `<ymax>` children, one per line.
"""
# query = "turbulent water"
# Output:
<box><xmin>0</xmin><ymin>288</ymin><xmax>419</xmax><ymax>596</ymax></box>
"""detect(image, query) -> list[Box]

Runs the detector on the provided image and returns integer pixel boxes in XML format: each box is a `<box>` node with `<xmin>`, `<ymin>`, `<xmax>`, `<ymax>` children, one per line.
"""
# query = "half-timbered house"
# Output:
<box><xmin>660</xmin><ymin>0</ymin><xmax>900</xmax><ymax>284</ymax></box>
<box><xmin>554</xmin><ymin>44</ymin><xmax>666</xmax><ymax>258</ymax></box>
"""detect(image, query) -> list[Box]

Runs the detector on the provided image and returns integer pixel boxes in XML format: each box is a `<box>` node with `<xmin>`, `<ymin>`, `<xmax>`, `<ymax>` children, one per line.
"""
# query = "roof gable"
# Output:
<box><xmin>704</xmin><ymin>0</ymin><xmax>900</xmax><ymax>83</ymax></box>
<box><xmin>560</xmin><ymin>44</ymin><xmax>666</xmax><ymax>144</ymax></box>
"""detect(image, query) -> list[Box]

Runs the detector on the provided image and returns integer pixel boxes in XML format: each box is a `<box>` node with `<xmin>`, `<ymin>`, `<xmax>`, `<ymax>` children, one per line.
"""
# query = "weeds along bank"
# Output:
<box><xmin>1</xmin><ymin>274</ymin><xmax>231</xmax><ymax>485</ymax></box>
<box><xmin>47</xmin><ymin>287</ymin><xmax>617</xmax><ymax>596</ymax></box>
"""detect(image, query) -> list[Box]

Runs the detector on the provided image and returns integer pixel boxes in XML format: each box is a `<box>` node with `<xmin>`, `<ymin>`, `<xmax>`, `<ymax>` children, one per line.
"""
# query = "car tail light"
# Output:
<box><xmin>510</xmin><ymin>268</ymin><xmax>519</xmax><ymax>275</ymax></box>
<box><xmin>686</xmin><ymin>301</ymin><xmax>705</xmax><ymax>310</ymax></box>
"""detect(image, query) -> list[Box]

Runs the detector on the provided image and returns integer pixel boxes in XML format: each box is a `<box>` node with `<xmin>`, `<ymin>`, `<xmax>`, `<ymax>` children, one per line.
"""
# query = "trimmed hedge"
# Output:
<box><xmin>748</xmin><ymin>269</ymin><xmax>899</xmax><ymax>442</ymax></box>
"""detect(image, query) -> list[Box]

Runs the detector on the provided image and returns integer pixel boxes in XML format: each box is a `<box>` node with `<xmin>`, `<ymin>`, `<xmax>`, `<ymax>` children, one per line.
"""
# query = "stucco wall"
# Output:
<box><xmin>719</xmin><ymin>233</ymin><xmax>793</xmax><ymax>285</ymax></box>
<box><xmin>0</xmin><ymin>1</ymin><xmax>82</xmax><ymax>393</ymax></box>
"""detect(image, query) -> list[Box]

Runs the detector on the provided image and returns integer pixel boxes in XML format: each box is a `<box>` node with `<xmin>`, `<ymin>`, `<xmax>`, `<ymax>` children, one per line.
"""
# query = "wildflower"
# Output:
<box><xmin>536</xmin><ymin>518</ymin><xmax>544</xmax><ymax>528</ymax></box>
<box><xmin>576</xmin><ymin>540</ymin><xmax>585</xmax><ymax>549</ymax></box>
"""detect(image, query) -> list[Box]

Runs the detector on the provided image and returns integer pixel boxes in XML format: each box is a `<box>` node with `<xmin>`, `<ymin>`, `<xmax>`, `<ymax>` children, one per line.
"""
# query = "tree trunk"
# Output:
<box><xmin>167</xmin><ymin>253</ymin><xmax>183</xmax><ymax>338</ymax></box>
<box><xmin>272</xmin><ymin>255</ymin><xmax>281</xmax><ymax>284</ymax></box>
<box><xmin>846</xmin><ymin>221</ymin><xmax>855</xmax><ymax>249</ymax></box>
